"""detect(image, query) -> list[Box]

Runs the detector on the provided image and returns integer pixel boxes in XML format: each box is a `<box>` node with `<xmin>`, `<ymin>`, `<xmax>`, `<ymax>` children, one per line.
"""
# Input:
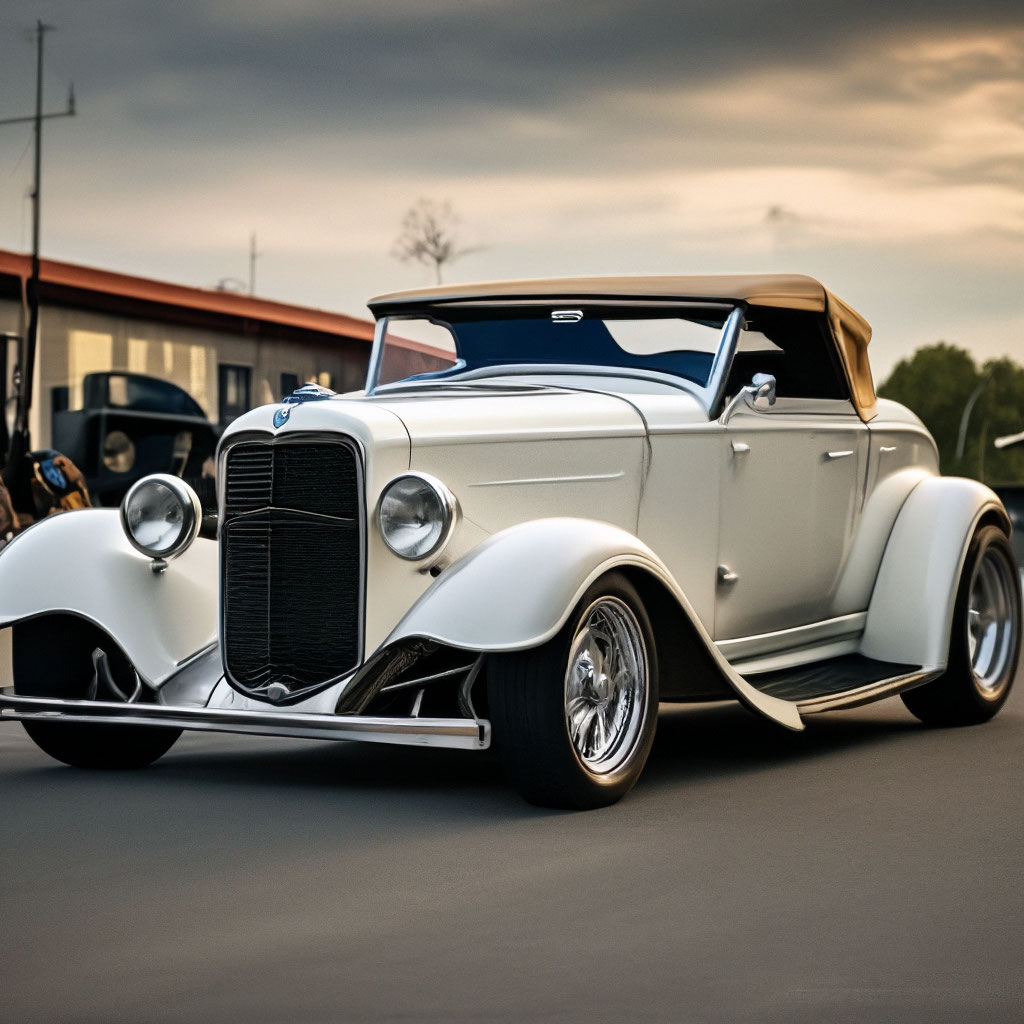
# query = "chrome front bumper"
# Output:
<box><xmin>0</xmin><ymin>690</ymin><xmax>491</xmax><ymax>751</ymax></box>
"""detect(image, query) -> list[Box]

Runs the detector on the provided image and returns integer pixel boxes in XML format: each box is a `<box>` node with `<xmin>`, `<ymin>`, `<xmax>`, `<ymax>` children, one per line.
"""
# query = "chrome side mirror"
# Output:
<box><xmin>750</xmin><ymin>373</ymin><xmax>777</xmax><ymax>407</ymax></box>
<box><xmin>719</xmin><ymin>373</ymin><xmax>778</xmax><ymax>425</ymax></box>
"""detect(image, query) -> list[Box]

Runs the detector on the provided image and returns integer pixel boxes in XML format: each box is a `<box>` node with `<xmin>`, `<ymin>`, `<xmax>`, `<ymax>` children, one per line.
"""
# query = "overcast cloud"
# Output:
<box><xmin>2</xmin><ymin>0</ymin><xmax>1024</xmax><ymax>377</ymax></box>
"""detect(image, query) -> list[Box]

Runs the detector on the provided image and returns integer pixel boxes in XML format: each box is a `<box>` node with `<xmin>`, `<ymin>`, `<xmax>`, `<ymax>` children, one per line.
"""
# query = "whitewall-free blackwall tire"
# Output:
<box><xmin>487</xmin><ymin>571</ymin><xmax>659</xmax><ymax>809</ymax></box>
<box><xmin>13</xmin><ymin>615</ymin><xmax>181</xmax><ymax>769</ymax></box>
<box><xmin>901</xmin><ymin>525</ymin><xmax>1021</xmax><ymax>726</ymax></box>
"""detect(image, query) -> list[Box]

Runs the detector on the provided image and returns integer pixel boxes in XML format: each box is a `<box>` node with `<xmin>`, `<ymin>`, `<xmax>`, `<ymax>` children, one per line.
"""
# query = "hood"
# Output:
<box><xmin>367</xmin><ymin>382</ymin><xmax>647</xmax><ymax>446</ymax></box>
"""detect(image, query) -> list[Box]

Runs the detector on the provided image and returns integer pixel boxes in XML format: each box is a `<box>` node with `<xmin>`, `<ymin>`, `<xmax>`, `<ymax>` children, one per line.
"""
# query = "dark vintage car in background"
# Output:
<box><xmin>51</xmin><ymin>371</ymin><xmax>218</xmax><ymax>508</ymax></box>
<box><xmin>3</xmin><ymin>317</ymin><xmax>220</xmax><ymax>539</ymax></box>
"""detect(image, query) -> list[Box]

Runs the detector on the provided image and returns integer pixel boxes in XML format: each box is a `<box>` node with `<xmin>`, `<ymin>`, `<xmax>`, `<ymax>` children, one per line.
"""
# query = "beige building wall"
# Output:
<box><xmin>0</xmin><ymin>297</ymin><xmax>368</xmax><ymax>449</ymax></box>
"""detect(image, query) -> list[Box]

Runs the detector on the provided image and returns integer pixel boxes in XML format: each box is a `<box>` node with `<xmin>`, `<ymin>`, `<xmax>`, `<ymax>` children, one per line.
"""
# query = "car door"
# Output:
<box><xmin>714</xmin><ymin>396</ymin><xmax>868</xmax><ymax>640</ymax></box>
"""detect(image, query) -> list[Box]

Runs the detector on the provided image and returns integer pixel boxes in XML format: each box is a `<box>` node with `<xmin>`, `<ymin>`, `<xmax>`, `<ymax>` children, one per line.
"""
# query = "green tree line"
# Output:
<box><xmin>878</xmin><ymin>343</ymin><xmax>1024</xmax><ymax>485</ymax></box>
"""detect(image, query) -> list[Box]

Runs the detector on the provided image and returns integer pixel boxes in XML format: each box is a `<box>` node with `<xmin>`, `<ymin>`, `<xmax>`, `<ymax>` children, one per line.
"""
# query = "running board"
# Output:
<box><xmin>0</xmin><ymin>690</ymin><xmax>490</xmax><ymax>750</ymax></box>
<box><xmin>742</xmin><ymin>654</ymin><xmax>942</xmax><ymax>715</ymax></box>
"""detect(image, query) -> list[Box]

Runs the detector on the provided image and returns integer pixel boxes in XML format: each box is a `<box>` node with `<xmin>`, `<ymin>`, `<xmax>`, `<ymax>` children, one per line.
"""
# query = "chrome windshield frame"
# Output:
<box><xmin>704</xmin><ymin>306</ymin><xmax>744</xmax><ymax>418</ymax></box>
<box><xmin>365</xmin><ymin>302</ymin><xmax>745</xmax><ymax>418</ymax></box>
<box><xmin>365</xmin><ymin>315</ymin><xmax>388</xmax><ymax>395</ymax></box>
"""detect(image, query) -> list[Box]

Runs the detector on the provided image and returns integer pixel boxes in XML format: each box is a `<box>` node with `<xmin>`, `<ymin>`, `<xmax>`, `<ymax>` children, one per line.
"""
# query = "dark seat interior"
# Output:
<box><xmin>725</xmin><ymin>307</ymin><xmax>850</xmax><ymax>402</ymax></box>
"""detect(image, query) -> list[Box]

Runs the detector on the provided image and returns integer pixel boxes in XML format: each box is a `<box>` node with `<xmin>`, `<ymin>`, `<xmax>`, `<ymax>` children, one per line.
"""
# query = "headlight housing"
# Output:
<box><xmin>120</xmin><ymin>474</ymin><xmax>202</xmax><ymax>560</ymax></box>
<box><xmin>378</xmin><ymin>473</ymin><xmax>457</xmax><ymax>561</ymax></box>
<box><xmin>102</xmin><ymin>430</ymin><xmax>136</xmax><ymax>474</ymax></box>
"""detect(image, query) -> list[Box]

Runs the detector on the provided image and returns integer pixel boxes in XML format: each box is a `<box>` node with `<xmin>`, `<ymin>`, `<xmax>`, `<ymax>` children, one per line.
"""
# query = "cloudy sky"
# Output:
<box><xmin>2</xmin><ymin>0</ymin><xmax>1023</xmax><ymax>379</ymax></box>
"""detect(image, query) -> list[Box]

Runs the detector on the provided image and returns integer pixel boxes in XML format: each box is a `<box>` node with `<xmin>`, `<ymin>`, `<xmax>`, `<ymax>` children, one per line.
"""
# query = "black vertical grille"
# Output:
<box><xmin>221</xmin><ymin>439</ymin><xmax>363</xmax><ymax>699</ymax></box>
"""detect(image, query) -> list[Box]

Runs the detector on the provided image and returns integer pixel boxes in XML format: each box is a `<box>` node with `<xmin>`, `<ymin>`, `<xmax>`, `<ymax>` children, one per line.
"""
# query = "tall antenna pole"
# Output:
<box><xmin>0</xmin><ymin>21</ymin><xmax>74</xmax><ymax>480</ymax></box>
<box><xmin>22</xmin><ymin>20</ymin><xmax>52</xmax><ymax>439</ymax></box>
<box><xmin>0</xmin><ymin>23</ymin><xmax>74</xmax><ymax>464</ymax></box>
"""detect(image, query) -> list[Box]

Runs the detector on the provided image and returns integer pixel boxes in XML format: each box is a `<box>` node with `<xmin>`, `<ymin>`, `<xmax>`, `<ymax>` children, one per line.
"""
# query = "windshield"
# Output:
<box><xmin>371</xmin><ymin>305</ymin><xmax>735</xmax><ymax>392</ymax></box>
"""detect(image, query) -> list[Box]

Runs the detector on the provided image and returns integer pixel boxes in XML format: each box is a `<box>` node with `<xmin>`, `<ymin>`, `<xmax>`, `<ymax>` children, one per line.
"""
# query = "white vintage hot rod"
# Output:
<box><xmin>0</xmin><ymin>274</ymin><xmax>1019</xmax><ymax>808</ymax></box>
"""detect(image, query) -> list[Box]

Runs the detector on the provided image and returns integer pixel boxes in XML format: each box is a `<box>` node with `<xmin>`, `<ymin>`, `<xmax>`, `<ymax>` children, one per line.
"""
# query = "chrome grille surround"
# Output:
<box><xmin>218</xmin><ymin>433</ymin><xmax>366</xmax><ymax>703</ymax></box>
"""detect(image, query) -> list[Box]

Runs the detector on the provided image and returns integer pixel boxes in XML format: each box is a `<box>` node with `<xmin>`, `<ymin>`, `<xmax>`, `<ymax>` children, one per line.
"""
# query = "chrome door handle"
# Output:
<box><xmin>826</xmin><ymin>450</ymin><xmax>854</xmax><ymax>459</ymax></box>
<box><xmin>717</xmin><ymin>565</ymin><xmax>739</xmax><ymax>585</ymax></box>
<box><xmin>731</xmin><ymin>440</ymin><xmax>750</xmax><ymax>455</ymax></box>
<box><xmin>879</xmin><ymin>445</ymin><xmax>897</xmax><ymax>453</ymax></box>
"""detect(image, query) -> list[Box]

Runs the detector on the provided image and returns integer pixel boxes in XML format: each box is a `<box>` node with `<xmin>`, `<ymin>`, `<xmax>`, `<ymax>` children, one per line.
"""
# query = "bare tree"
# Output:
<box><xmin>391</xmin><ymin>199</ymin><xmax>476</xmax><ymax>284</ymax></box>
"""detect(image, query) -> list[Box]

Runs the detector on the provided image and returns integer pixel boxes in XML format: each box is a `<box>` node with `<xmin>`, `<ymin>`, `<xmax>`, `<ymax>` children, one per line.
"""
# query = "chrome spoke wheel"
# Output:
<box><xmin>968</xmin><ymin>548</ymin><xmax>1019</xmax><ymax>696</ymax></box>
<box><xmin>489</xmin><ymin>572</ymin><xmax>658</xmax><ymax>808</ymax></box>
<box><xmin>564</xmin><ymin>597</ymin><xmax>648</xmax><ymax>774</ymax></box>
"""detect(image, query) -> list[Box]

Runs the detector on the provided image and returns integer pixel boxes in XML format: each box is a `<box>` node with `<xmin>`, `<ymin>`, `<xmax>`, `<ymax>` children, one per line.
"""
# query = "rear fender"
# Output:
<box><xmin>861</xmin><ymin>477</ymin><xmax>1011</xmax><ymax>667</ymax></box>
<box><xmin>384</xmin><ymin>518</ymin><xmax>804</xmax><ymax>730</ymax></box>
<box><xmin>0</xmin><ymin>509</ymin><xmax>217</xmax><ymax>686</ymax></box>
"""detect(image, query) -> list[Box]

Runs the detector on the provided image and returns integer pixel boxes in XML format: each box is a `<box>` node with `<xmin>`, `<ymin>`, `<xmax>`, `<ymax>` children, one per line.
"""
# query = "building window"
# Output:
<box><xmin>280</xmin><ymin>373</ymin><xmax>299</xmax><ymax>400</ymax></box>
<box><xmin>68</xmin><ymin>329</ymin><xmax>114</xmax><ymax>411</ymax></box>
<box><xmin>218</xmin><ymin>364</ymin><xmax>251</xmax><ymax>427</ymax></box>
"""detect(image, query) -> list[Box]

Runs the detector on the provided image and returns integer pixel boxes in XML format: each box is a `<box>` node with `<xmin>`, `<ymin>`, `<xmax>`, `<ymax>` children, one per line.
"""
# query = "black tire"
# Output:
<box><xmin>488</xmin><ymin>572</ymin><xmax>658</xmax><ymax>809</ymax></box>
<box><xmin>20</xmin><ymin>720</ymin><xmax>181</xmax><ymax>770</ymax></box>
<box><xmin>901</xmin><ymin>525</ymin><xmax>1021</xmax><ymax>726</ymax></box>
<box><xmin>13</xmin><ymin>614</ymin><xmax>181</xmax><ymax>769</ymax></box>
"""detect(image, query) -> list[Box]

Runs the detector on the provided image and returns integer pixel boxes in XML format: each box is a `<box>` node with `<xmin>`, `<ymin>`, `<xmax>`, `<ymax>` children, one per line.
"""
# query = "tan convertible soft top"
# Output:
<box><xmin>369</xmin><ymin>273</ymin><xmax>876</xmax><ymax>420</ymax></box>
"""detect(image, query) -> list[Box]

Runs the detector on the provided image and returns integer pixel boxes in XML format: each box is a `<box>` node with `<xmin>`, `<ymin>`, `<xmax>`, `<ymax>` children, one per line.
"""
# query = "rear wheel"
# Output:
<box><xmin>901</xmin><ymin>525</ymin><xmax>1021</xmax><ymax>726</ymax></box>
<box><xmin>488</xmin><ymin>572</ymin><xmax>658</xmax><ymax>809</ymax></box>
<box><xmin>13</xmin><ymin>615</ymin><xmax>181</xmax><ymax>769</ymax></box>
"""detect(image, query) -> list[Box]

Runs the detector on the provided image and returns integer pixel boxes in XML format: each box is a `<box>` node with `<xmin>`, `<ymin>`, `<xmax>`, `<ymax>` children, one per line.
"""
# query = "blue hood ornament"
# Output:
<box><xmin>273</xmin><ymin>382</ymin><xmax>336</xmax><ymax>428</ymax></box>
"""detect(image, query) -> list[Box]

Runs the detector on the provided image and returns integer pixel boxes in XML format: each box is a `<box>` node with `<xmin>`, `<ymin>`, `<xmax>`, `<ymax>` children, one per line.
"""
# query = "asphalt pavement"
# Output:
<box><xmin>2</xmin><ymin>662</ymin><xmax>1022</xmax><ymax>1024</ymax></box>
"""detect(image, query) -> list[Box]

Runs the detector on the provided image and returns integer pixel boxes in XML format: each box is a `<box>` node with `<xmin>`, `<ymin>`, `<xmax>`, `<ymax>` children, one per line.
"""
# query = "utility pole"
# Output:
<box><xmin>0</xmin><ymin>21</ymin><xmax>75</xmax><ymax>486</ymax></box>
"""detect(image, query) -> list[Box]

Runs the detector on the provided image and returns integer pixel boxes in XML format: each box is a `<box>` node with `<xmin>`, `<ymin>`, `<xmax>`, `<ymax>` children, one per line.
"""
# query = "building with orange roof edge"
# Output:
<box><xmin>0</xmin><ymin>248</ymin><xmax>376</xmax><ymax>448</ymax></box>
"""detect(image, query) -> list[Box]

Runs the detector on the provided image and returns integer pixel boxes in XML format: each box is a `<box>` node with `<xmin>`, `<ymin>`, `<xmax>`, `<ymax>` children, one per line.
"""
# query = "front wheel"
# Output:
<box><xmin>20</xmin><ymin>720</ymin><xmax>181</xmax><ymax>770</ymax></box>
<box><xmin>13</xmin><ymin>614</ymin><xmax>182</xmax><ymax>769</ymax></box>
<box><xmin>488</xmin><ymin>572</ymin><xmax>658</xmax><ymax>809</ymax></box>
<box><xmin>901</xmin><ymin>525</ymin><xmax>1021</xmax><ymax>726</ymax></box>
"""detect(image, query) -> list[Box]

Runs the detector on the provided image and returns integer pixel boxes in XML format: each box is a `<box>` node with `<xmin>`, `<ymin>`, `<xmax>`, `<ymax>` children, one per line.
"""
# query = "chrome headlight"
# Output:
<box><xmin>120</xmin><ymin>474</ymin><xmax>202</xmax><ymax>560</ymax></box>
<box><xmin>378</xmin><ymin>473</ymin><xmax>457</xmax><ymax>561</ymax></box>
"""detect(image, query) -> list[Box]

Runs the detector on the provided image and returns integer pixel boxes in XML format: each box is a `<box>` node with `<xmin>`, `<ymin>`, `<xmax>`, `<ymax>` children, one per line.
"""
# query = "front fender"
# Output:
<box><xmin>387</xmin><ymin>518</ymin><xmax>670</xmax><ymax>652</ymax></box>
<box><xmin>861</xmin><ymin>477</ymin><xmax>1011</xmax><ymax>667</ymax></box>
<box><xmin>385</xmin><ymin>518</ymin><xmax>803</xmax><ymax>730</ymax></box>
<box><xmin>0</xmin><ymin>509</ymin><xmax>218</xmax><ymax>686</ymax></box>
